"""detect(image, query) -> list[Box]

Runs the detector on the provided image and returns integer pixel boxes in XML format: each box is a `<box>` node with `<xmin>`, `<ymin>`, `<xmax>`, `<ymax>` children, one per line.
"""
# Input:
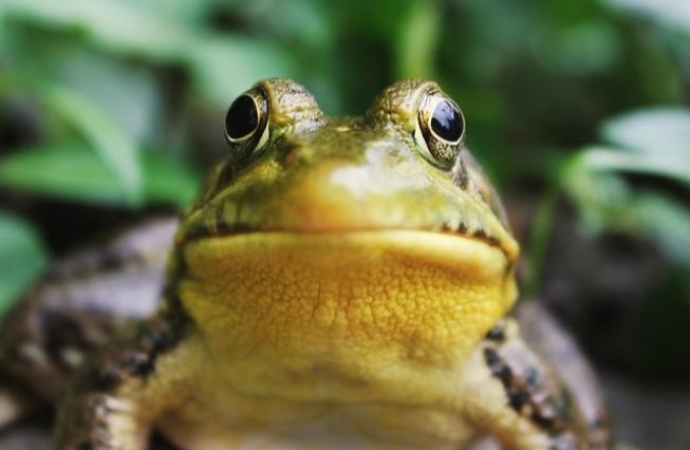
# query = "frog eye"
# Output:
<box><xmin>414</xmin><ymin>89</ymin><xmax>466</xmax><ymax>169</ymax></box>
<box><xmin>224</xmin><ymin>88</ymin><xmax>270</xmax><ymax>160</ymax></box>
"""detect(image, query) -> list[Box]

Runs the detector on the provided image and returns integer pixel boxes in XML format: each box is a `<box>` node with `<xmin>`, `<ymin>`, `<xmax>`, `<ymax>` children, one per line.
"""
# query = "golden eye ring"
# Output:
<box><xmin>224</xmin><ymin>87</ymin><xmax>270</xmax><ymax>161</ymax></box>
<box><xmin>414</xmin><ymin>89</ymin><xmax>466</xmax><ymax>169</ymax></box>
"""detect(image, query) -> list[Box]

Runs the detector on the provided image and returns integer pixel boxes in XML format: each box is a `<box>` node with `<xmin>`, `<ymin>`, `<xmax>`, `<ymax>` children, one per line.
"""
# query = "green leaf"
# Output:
<box><xmin>0</xmin><ymin>0</ymin><xmax>294</xmax><ymax>106</ymax></box>
<box><xmin>0</xmin><ymin>75</ymin><xmax>143</xmax><ymax>204</ymax></box>
<box><xmin>561</xmin><ymin>147</ymin><xmax>690</xmax><ymax>269</ymax></box>
<box><xmin>0</xmin><ymin>144</ymin><xmax>133</xmax><ymax>204</ymax></box>
<box><xmin>605</xmin><ymin>0</ymin><xmax>690</xmax><ymax>33</ymax></box>
<box><xmin>0</xmin><ymin>212</ymin><xmax>47</xmax><ymax>314</ymax></box>
<box><xmin>577</xmin><ymin>146</ymin><xmax>690</xmax><ymax>188</ymax></box>
<box><xmin>0</xmin><ymin>0</ymin><xmax>191</xmax><ymax>61</ymax></box>
<box><xmin>635</xmin><ymin>193</ymin><xmax>690</xmax><ymax>267</ymax></box>
<box><xmin>0</xmin><ymin>144</ymin><xmax>200</xmax><ymax>208</ymax></box>
<box><xmin>601</xmin><ymin>108</ymin><xmax>690</xmax><ymax>158</ymax></box>
<box><xmin>186</xmin><ymin>36</ymin><xmax>292</xmax><ymax>108</ymax></box>
<box><xmin>561</xmin><ymin>154</ymin><xmax>637</xmax><ymax>233</ymax></box>
<box><xmin>41</xmin><ymin>84</ymin><xmax>143</xmax><ymax>204</ymax></box>
<box><xmin>570</xmin><ymin>111</ymin><xmax>690</xmax><ymax>251</ymax></box>
<box><xmin>117</xmin><ymin>0</ymin><xmax>216</xmax><ymax>24</ymax></box>
<box><xmin>49</xmin><ymin>50</ymin><xmax>164</xmax><ymax>146</ymax></box>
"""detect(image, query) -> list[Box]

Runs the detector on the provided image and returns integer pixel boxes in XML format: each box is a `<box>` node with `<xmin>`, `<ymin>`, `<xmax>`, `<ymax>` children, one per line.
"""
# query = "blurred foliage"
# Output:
<box><xmin>0</xmin><ymin>212</ymin><xmax>46</xmax><ymax>315</ymax></box>
<box><xmin>0</xmin><ymin>0</ymin><xmax>688</xmax><ymax>381</ymax></box>
<box><xmin>564</xmin><ymin>111</ymin><xmax>690</xmax><ymax>266</ymax></box>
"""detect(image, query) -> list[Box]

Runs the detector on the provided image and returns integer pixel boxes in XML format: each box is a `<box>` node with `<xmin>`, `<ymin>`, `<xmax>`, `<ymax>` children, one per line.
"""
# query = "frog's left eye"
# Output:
<box><xmin>414</xmin><ymin>89</ymin><xmax>465</xmax><ymax>169</ymax></box>
<box><xmin>224</xmin><ymin>88</ymin><xmax>270</xmax><ymax>160</ymax></box>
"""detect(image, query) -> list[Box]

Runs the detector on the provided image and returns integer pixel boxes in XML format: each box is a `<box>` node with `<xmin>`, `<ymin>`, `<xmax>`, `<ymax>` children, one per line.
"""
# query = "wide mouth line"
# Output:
<box><xmin>181</xmin><ymin>224</ymin><xmax>515</xmax><ymax>261</ymax></box>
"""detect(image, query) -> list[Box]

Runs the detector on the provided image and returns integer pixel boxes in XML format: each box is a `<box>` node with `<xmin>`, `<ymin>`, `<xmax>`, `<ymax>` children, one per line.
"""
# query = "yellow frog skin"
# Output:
<box><xmin>0</xmin><ymin>79</ymin><xmax>612</xmax><ymax>449</ymax></box>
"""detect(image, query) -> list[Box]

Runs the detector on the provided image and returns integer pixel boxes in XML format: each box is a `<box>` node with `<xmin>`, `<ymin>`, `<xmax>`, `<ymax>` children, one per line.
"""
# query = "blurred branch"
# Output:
<box><xmin>395</xmin><ymin>0</ymin><xmax>441</xmax><ymax>79</ymax></box>
<box><xmin>524</xmin><ymin>180</ymin><xmax>560</xmax><ymax>297</ymax></box>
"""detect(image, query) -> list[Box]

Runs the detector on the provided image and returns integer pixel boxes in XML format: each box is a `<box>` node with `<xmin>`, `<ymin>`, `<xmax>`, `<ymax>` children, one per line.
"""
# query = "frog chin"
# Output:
<box><xmin>177</xmin><ymin>230</ymin><xmax>517</xmax><ymax>399</ymax></box>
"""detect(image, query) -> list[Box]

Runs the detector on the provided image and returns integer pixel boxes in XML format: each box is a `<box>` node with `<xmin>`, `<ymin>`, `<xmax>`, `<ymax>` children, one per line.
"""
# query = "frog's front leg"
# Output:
<box><xmin>57</xmin><ymin>391</ymin><xmax>148</xmax><ymax>449</ymax></box>
<box><xmin>55</xmin><ymin>304</ymin><xmax>194</xmax><ymax>450</ymax></box>
<box><xmin>460</xmin><ymin>318</ymin><xmax>590</xmax><ymax>450</ymax></box>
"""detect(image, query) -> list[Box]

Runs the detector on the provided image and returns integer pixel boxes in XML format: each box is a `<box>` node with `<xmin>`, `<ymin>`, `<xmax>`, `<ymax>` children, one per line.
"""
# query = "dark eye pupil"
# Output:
<box><xmin>225</xmin><ymin>95</ymin><xmax>258</xmax><ymax>140</ymax></box>
<box><xmin>430</xmin><ymin>100</ymin><xmax>463</xmax><ymax>142</ymax></box>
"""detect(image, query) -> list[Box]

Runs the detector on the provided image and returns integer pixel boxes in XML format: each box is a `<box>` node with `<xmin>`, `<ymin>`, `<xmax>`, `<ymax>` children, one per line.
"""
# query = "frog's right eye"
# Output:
<box><xmin>413</xmin><ymin>88</ymin><xmax>466</xmax><ymax>170</ymax></box>
<box><xmin>224</xmin><ymin>88</ymin><xmax>270</xmax><ymax>160</ymax></box>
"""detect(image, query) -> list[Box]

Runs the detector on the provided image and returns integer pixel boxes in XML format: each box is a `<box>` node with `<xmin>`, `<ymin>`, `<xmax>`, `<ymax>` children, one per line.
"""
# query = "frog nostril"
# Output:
<box><xmin>281</xmin><ymin>144</ymin><xmax>303</xmax><ymax>169</ymax></box>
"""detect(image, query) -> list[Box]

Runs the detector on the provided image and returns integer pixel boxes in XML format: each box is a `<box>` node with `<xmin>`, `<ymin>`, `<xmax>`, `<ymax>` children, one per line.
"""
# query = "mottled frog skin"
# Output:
<box><xmin>0</xmin><ymin>79</ymin><xmax>611</xmax><ymax>449</ymax></box>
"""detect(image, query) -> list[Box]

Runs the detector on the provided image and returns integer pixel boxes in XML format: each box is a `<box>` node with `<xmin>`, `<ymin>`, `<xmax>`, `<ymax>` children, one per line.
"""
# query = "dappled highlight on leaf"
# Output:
<box><xmin>601</xmin><ymin>108</ymin><xmax>690</xmax><ymax>158</ymax></box>
<box><xmin>606</xmin><ymin>0</ymin><xmax>690</xmax><ymax>32</ymax></box>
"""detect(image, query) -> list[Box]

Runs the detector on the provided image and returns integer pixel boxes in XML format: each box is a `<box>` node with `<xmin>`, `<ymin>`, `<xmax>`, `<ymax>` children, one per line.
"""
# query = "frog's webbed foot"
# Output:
<box><xmin>460</xmin><ymin>312</ymin><xmax>611</xmax><ymax>450</ymax></box>
<box><xmin>54</xmin><ymin>306</ymin><xmax>191</xmax><ymax>450</ymax></box>
<box><xmin>57</xmin><ymin>393</ymin><xmax>144</xmax><ymax>450</ymax></box>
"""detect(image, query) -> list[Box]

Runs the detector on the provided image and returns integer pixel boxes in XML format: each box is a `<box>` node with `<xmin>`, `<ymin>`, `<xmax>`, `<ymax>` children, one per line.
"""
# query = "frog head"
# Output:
<box><xmin>173</xmin><ymin>78</ymin><xmax>519</xmax><ymax>397</ymax></box>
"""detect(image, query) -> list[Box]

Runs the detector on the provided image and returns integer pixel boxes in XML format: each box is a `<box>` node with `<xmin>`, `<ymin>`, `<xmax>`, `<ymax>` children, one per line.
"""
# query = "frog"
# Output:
<box><xmin>0</xmin><ymin>78</ymin><xmax>612</xmax><ymax>450</ymax></box>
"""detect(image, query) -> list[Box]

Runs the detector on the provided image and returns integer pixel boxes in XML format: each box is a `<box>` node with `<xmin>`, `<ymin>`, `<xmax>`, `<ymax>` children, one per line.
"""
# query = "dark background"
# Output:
<box><xmin>1</xmin><ymin>1</ymin><xmax>689</xmax><ymax>448</ymax></box>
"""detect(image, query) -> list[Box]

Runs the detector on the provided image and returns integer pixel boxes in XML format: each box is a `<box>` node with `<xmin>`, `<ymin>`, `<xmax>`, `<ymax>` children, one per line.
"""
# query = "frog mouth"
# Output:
<box><xmin>181</xmin><ymin>221</ymin><xmax>519</xmax><ymax>266</ymax></box>
<box><xmin>181</xmin><ymin>230</ymin><xmax>518</xmax><ymax>303</ymax></box>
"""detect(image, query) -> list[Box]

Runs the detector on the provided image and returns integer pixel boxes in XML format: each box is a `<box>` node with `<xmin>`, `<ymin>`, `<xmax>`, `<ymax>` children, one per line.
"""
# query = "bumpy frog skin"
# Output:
<box><xmin>0</xmin><ymin>79</ymin><xmax>611</xmax><ymax>449</ymax></box>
